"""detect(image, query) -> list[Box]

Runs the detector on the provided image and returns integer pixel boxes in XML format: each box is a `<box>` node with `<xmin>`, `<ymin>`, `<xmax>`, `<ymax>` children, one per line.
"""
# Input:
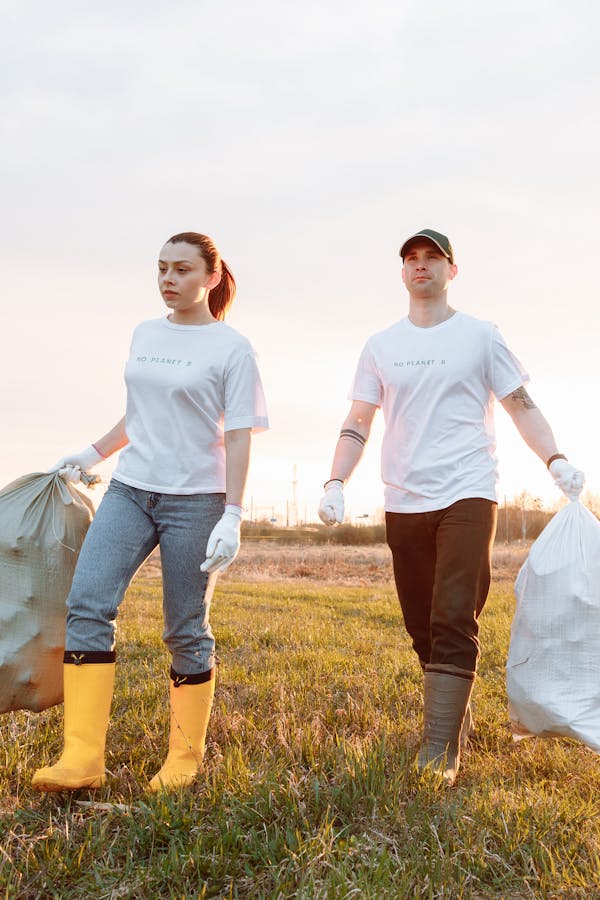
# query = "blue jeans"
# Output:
<box><xmin>66</xmin><ymin>479</ymin><xmax>225</xmax><ymax>674</ymax></box>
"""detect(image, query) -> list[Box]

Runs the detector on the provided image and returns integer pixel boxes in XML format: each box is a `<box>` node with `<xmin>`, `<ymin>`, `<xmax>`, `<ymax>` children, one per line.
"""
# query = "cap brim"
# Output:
<box><xmin>400</xmin><ymin>234</ymin><xmax>450</xmax><ymax>259</ymax></box>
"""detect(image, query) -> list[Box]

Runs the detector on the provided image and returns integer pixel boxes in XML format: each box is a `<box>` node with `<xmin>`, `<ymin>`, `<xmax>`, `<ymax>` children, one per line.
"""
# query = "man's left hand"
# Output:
<box><xmin>549</xmin><ymin>459</ymin><xmax>585</xmax><ymax>501</ymax></box>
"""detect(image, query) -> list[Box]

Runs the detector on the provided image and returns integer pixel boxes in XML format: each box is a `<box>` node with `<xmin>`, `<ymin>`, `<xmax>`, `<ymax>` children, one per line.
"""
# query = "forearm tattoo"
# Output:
<box><xmin>340</xmin><ymin>428</ymin><xmax>367</xmax><ymax>448</ymax></box>
<box><xmin>508</xmin><ymin>387</ymin><xmax>537</xmax><ymax>410</ymax></box>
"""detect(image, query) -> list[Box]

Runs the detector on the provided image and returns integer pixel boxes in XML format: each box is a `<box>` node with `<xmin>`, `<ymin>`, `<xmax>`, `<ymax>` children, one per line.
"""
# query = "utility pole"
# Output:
<box><xmin>291</xmin><ymin>464</ymin><xmax>298</xmax><ymax>527</ymax></box>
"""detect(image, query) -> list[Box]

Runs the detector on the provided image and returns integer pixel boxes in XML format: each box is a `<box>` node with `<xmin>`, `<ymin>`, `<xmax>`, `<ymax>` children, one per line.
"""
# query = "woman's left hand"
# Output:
<box><xmin>200</xmin><ymin>506</ymin><xmax>243</xmax><ymax>573</ymax></box>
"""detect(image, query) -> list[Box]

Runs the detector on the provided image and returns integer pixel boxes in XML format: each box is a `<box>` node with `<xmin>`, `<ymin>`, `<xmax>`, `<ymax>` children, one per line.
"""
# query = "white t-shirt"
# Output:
<box><xmin>350</xmin><ymin>311</ymin><xmax>528</xmax><ymax>512</ymax></box>
<box><xmin>113</xmin><ymin>317</ymin><xmax>269</xmax><ymax>494</ymax></box>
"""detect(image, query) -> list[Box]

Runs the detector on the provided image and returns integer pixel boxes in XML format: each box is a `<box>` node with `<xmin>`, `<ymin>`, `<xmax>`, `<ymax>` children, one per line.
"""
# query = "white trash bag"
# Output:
<box><xmin>506</xmin><ymin>500</ymin><xmax>600</xmax><ymax>753</ymax></box>
<box><xmin>0</xmin><ymin>472</ymin><xmax>95</xmax><ymax>714</ymax></box>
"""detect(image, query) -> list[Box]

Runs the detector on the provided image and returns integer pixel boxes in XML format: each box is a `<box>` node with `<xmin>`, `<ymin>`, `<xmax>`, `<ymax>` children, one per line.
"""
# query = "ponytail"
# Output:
<box><xmin>208</xmin><ymin>259</ymin><xmax>236</xmax><ymax>320</ymax></box>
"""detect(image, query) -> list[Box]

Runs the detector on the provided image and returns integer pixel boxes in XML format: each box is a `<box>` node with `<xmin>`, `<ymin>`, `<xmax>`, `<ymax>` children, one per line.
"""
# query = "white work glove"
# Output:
<box><xmin>200</xmin><ymin>505</ymin><xmax>242</xmax><ymax>574</ymax></box>
<box><xmin>549</xmin><ymin>458</ymin><xmax>585</xmax><ymax>501</ymax></box>
<box><xmin>318</xmin><ymin>480</ymin><xmax>345</xmax><ymax>525</ymax></box>
<box><xmin>48</xmin><ymin>445</ymin><xmax>103</xmax><ymax>484</ymax></box>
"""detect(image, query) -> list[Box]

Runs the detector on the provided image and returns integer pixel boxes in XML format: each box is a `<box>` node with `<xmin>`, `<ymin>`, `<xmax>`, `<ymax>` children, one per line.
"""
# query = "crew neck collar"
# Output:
<box><xmin>162</xmin><ymin>316</ymin><xmax>223</xmax><ymax>331</ymax></box>
<box><xmin>404</xmin><ymin>310</ymin><xmax>460</xmax><ymax>332</ymax></box>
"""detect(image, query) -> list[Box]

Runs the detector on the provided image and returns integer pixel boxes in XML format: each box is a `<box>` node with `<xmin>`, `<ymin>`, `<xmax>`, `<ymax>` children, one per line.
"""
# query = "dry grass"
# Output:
<box><xmin>3</xmin><ymin>539</ymin><xmax>597</xmax><ymax>898</ymax></box>
<box><xmin>140</xmin><ymin>540</ymin><xmax>532</xmax><ymax>587</ymax></box>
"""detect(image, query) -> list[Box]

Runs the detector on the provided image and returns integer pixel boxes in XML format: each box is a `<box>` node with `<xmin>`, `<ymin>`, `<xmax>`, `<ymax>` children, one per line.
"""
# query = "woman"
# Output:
<box><xmin>32</xmin><ymin>232</ymin><xmax>268</xmax><ymax>793</ymax></box>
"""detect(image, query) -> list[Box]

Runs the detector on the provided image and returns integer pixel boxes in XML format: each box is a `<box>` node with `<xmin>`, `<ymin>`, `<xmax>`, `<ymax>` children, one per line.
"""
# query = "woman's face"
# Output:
<box><xmin>157</xmin><ymin>242</ymin><xmax>219</xmax><ymax>316</ymax></box>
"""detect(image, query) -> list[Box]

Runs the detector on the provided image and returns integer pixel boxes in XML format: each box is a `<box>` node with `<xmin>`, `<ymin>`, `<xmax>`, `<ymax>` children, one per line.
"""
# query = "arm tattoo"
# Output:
<box><xmin>340</xmin><ymin>428</ymin><xmax>367</xmax><ymax>448</ymax></box>
<box><xmin>508</xmin><ymin>386</ymin><xmax>537</xmax><ymax>410</ymax></box>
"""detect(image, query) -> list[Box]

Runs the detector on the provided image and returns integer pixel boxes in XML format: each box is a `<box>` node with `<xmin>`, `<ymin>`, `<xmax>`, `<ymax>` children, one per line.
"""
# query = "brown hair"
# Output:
<box><xmin>166</xmin><ymin>232</ymin><xmax>236</xmax><ymax>320</ymax></box>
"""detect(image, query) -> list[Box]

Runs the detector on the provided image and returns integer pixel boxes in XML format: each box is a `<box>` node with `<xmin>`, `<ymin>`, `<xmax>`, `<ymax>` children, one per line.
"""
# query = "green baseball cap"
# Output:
<box><xmin>400</xmin><ymin>229</ymin><xmax>454</xmax><ymax>264</ymax></box>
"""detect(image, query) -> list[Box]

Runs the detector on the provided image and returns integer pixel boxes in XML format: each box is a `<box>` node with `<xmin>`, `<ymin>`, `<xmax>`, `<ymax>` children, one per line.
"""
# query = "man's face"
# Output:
<box><xmin>401</xmin><ymin>239</ymin><xmax>457</xmax><ymax>298</ymax></box>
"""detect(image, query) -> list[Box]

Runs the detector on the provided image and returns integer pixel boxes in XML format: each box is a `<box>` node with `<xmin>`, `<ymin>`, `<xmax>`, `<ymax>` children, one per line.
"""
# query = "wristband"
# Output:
<box><xmin>546</xmin><ymin>453</ymin><xmax>567</xmax><ymax>470</ymax></box>
<box><xmin>323</xmin><ymin>478</ymin><xmax>344</xmax><ymax>489</ymax></box>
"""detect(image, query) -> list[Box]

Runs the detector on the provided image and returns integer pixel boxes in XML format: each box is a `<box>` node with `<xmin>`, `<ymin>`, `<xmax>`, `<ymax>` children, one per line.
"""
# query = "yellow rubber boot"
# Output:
<box><xmin>32</xmin><ymin>660</ymin><xmax>115</xmax><ymax>792</ymax></box>
<box><xmin>149</xmin><ymin>672</ymin><xmax>215</xmax><ymax>792</ymax></box>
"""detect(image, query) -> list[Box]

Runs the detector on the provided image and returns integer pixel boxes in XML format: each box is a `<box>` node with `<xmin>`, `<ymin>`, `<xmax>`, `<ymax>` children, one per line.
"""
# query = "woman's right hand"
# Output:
<box><xmin>48</xmin><ymin>445</ymin><xmax>104</xmax><ymax>483</ymax></box>
<box><xmin>200</xmin><ymin>506</ymin><xmax>243</xmax><ymax>573</ymax></box>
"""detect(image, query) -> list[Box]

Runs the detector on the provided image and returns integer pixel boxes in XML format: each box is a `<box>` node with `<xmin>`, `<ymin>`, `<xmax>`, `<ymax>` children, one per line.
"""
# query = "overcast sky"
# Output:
<box><xmin>2</xmin><ymin>1</ymin><xmax>599</xmax><ymax>519</ymax></box>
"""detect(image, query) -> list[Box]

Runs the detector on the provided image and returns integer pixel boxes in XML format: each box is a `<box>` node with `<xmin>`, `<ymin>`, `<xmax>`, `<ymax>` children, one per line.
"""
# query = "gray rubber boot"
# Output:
<box><xmin>421</xmin><ymin>661</ymin><xmax>474</xmax><ymax>749</ymax></box>
<box><xmin>416</xmin><ymin>666</ymin><xmax>475</xmax><ymax>786</ymax></box>
<box><xmin>460</xmin><ymin>702</ymin><xmax>474</xmax><ymax>749</ymax></box>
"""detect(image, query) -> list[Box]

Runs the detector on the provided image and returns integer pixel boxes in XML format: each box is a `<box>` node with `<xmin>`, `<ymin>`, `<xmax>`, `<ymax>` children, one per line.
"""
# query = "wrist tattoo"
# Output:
<box><xmin>340</xmin><ymin>428</ymin><xmax>366</xmax><ymax>448</ymax></box>
<box><xmin>508</xmin><ymin>386</ymin><xmax>536</xmax><ymax>410</ymax></box>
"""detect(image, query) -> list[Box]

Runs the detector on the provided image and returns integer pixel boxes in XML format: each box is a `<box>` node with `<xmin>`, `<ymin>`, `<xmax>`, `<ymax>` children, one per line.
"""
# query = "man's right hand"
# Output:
<box><xmin>318</xmin><ymin>480</ymin><xmax>345</xmax><ymax>525</ymax></box>
<box><xmin>48</xmin><ymin>445</ymin><xmax>104</xmax><ymax>483</ymax></box>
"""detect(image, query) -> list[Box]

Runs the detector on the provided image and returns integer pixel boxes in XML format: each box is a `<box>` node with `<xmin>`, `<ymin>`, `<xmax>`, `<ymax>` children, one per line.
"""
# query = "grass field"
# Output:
<box><xmin>1</xmin><ymin>543</ymin><xmax>599</xmax><ymax>898</ymax></box>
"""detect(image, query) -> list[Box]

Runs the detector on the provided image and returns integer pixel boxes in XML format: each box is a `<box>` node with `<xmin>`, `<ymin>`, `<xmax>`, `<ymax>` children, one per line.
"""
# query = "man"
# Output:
<box><xmin>318</xmin><ymin>228</ymin><xmax>584</xmax><ymax>785</ymax></box>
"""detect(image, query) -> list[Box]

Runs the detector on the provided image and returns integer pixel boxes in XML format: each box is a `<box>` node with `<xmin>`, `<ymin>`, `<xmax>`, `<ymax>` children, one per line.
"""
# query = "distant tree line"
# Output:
<box><xmin>241</xmin><ymin>521</ymin><xmax>387</xmax><ymax>545</ymax></box>
<box><xmin>494</xmin><ymin>500</ymin><xmax>553</xmax><ymax>543</ymax></box>
<box><xmin>242</xmin><ymin>493</ymin><xmax>599</xmax><ymax>546</ymax></box>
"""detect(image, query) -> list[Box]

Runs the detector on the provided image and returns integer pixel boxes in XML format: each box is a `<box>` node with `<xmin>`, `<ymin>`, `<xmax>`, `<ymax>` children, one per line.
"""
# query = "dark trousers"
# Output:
<box><xmin>386</xmin><ymin>498</ymin><xmax>498</xmax><ymax>672</ymax></box>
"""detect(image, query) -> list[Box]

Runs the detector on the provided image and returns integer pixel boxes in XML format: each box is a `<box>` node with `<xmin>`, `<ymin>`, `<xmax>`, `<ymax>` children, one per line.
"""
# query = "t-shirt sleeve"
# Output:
<box><xmin>223</xmin><ymin>350</ymin><xmax>269</xmax><ymax>433</ymax></box>
<box><xmin>348</xmin><ymin>341</ymin><xmax>383</xmax><ymax>407</ymax></box>
<box><xmin>487</xmin><ymin>325</ymin><xmax>530</xmax><ymax>400</ymax></box>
